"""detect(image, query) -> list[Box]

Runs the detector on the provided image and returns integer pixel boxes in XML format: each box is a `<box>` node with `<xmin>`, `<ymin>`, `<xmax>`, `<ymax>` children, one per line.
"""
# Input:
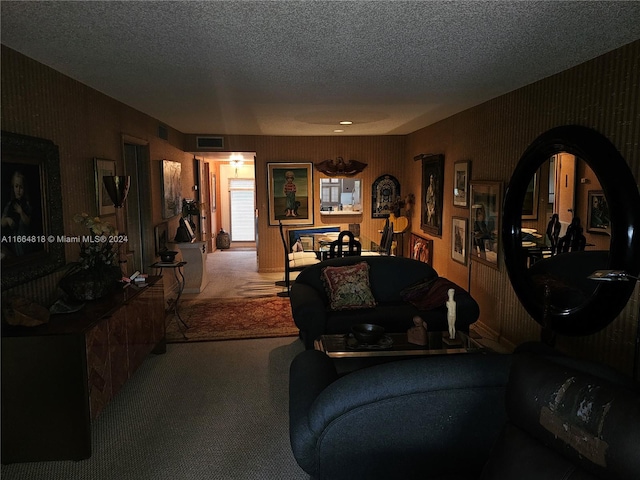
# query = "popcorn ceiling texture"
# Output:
<box><xmin>2</xmin><ymin>1</ymin><xmax>640</xmax><ymax>135</ymax></box>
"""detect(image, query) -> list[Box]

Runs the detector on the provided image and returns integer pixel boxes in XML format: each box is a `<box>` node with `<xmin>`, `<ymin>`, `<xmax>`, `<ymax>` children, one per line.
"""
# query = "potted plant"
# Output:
<box><xmin>59</xmin><ymin>213</ymin><xmax>122</xmax><ymax>301</ymax></box>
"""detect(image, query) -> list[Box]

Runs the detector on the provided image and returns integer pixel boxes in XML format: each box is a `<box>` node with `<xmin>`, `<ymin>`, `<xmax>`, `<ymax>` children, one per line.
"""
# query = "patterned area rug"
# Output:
<box><xmin>165</xmin><ymin>296</ymin><xmax>298</xmax><ymax>343</ymax></box>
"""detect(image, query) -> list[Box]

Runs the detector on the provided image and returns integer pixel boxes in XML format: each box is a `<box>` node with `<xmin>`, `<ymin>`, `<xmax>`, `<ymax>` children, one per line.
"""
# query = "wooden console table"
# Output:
<box><xmin>1</xmin><ymin>276</ymin><xmax>165</xmax><ymax>464</ymax></box>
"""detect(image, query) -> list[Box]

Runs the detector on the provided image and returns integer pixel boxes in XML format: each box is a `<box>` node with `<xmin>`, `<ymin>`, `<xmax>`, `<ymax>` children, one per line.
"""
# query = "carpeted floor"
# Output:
<box><xmin>166</xmin><ymin>296</ymin><xmax>298</xmax><ymax>343</ymax></box>
<box><xmin>0</xmin><ymin>337</ymin><xmax>309</xmax><ymax>480</ymax></box>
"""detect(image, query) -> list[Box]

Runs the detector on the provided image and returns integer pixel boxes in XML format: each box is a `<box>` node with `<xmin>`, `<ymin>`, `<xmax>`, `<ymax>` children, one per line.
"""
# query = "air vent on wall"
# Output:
<box><xmin>196</xmin><ymin>136</ymin><xmax>224</xmax><ymax>149</ymax></box>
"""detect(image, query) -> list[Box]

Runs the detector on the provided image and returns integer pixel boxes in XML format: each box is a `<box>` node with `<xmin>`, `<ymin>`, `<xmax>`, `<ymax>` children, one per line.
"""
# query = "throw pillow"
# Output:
<box><xmin>288</xmin><ymin>251</ymin><xmax>320</xmax><ymax>268</ymax></box>
<box><xmin>321</xmin><ymin>261</ymin><xmax>377</xmax><ymax>310</ymax></box>
<box><xmin>401</xmin><ymin>277</ymin><xmax>466</xmax><ymax>310</ymax></box>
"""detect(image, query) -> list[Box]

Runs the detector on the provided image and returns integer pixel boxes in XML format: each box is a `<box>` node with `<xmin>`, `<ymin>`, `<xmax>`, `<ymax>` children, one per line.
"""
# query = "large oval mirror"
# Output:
<box><xmin>503</xmin><ymin>125</ymin><xmax>640</xmax><ymax>335</ymax></box>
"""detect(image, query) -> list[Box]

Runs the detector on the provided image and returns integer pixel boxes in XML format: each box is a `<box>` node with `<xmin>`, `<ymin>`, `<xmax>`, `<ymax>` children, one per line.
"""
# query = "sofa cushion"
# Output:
<box><xmin>288</xmin><ymin>251</ymin><xmax>320</xmax><ymax>268</ymax></box>
<box><xmin>400</xmin><ymin>276</ymin><xmax>467</xmax><ymax>310</ymax></box>
<box><xmin>321</xmin><ymin>261</ymin><xmax>377</xmax><ymax>310</ymax></box>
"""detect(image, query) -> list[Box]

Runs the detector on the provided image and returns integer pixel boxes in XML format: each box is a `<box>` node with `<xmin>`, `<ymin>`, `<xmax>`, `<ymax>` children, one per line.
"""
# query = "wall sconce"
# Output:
<box><xmin>103</xmin><ymin>175</ymin><xmax>131</xmax><ymax>276</ymax></box>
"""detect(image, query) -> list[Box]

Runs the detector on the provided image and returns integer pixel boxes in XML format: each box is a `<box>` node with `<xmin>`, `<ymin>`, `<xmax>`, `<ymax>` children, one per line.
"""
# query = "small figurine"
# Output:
<box><xmin>446</xmin><ymin>288</ymin><xmax>456</xmax><ymax>339</ymax></box>
<box><xmin>407</xmin><ymin>315</ymin><xmax>428</xmax><ymax>345</ymax></box>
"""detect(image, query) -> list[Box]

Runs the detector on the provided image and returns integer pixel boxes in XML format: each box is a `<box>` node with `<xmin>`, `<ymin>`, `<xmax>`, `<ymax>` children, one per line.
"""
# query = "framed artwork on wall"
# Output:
<box><xmin>154</xmin><ymin>222</ymin><xmax>169</xmax><ymax>255</ymax></box>
<box><xmin>587</xmin><ymin>190</ymin><xmax>610</xmax><ymax>234</ymax></box>
<box><xmin>210</xmin><ymin>173</ymin><xmax>217</xmax><ymax>212</ymax></box>
<box><xmin>453</xmin><ymin>161</ymin><xmax>470</xmax><ymax>208</ymax></box>
<box><xmin>408</xmin><ymin>232</ymin><xmax>433</xmax><ymax>265</ymax></box>
<box><xmin>1</xmin><ymin>131</ymin><xmax>65</xmax><ymax>290</ymax></box>
<box><xmin>420</xmin><ymin>154</ymin><xmax>444</xmax><ymax>237</ymax></box>
<box><xmin>470</xmin><ymin>181</ymin><xmax>503</xmax><ymax>270</ymax></box>
<box><xmin>161</xmin><ymin>159</ymin><xmax>182</xmax><ymax>219</ymax></box>
<box><xmin>267</xmin><ymin>162</ymin><xmax>313</xmax><ymax>226</ymax></box>
<box><xmin>371</xmin><ymin>174</ymin><xmax>400</xmax><ymax>218</ymax></box>
<box><xmin>451</xmin><ymin>216</ymin><xmax>468</xmax><ymax>265</ymax></box>
<box><xmin>94</xmin><ymin>158</ymin><xmax>116</xmax><ymax>216</ymax></box>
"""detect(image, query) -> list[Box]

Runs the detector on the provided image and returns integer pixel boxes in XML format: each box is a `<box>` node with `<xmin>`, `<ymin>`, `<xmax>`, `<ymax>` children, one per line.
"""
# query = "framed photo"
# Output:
<box><xmin>470</xmin><ymin>181</ymin><xmax>503</xmax><ymax>270</ymax></box>
<box><xmin>161</xmin><ymin>159</ymin><xmax>182</xmax><ymax>219</ymax></box>
<box><xmin>451</xmin><ymin>216</ymin><xmax>468</xmax><ymax>265</ymax></box>
<box><xmin>408</xmin><ymin>232</ymin><xmax>433</xmax><ymax>265</ymax></box>
<box><xmin>522</xmin><ymin>172</ymin><xmax>539</xmax><ymax>220</ymax></box>
<box><xmin>94</xmin><ymin>158</ymin><xmax>116</xmax><ymax>216</ymax></box>
<box><xmin>210</xmin><ymin>173</ymin><xmax>217</xmax><ymax>212</ymax></box>
<box><xmin>154</xmin><ymin>222</ymin><xmax>169</xmax><ymax>255</ymax></box>
<box><xmin>587</xmin><ymin>190</ymin><xmax>610</xmax><ymax>234</ymax></box>
<box><xmin>453</xmin><ymin>161</ymin><xmax>470</xmax><ymax>207</ymax></box>
<box><xmin>420</xmin><ymin>154</ymin><xmax>444</xmax><ymax>237</ymax></box>
<box><xmin>267</xmin><ymin>162</ymin><xmax>313</xmax><ymax>226</ymax></box>
<box><xmin>1</xmin><ymin>131</ymin><xmax>65</xmax><ymax>290</ymax></box>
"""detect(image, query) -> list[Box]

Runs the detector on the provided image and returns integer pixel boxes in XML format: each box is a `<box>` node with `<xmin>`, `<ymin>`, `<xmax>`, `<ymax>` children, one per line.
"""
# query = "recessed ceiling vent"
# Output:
<box><xmin>196</xmin><ymin>136</ymin><xmax>224</xmax><ymax>149</ymax></box>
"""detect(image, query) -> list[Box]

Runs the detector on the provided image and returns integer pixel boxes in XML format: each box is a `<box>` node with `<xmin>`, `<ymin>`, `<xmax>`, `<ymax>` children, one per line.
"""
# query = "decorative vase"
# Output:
<box><xmin>59</xmin><ymin>267</ymin><xmax>121</xmax><ymax>301</ymax></box>
<box><xmin>216</xmin><ymin>229</ymin><xmax>231</xmax><ymax>250</ymax></box>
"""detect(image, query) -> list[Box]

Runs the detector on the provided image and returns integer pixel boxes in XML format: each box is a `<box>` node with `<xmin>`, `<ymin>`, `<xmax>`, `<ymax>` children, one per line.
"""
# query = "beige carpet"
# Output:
<box><xmin>180</xmin><ymin>248</ymin><xmax>288</xmax><ymax>300</ymax></box>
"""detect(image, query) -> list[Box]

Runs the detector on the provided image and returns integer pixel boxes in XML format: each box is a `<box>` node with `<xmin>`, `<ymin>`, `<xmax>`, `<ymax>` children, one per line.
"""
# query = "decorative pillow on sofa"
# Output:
<box><xmin>321</xmin><ymin>261</ymin><xmax>377</xmax><ymax>310</ymax></box>
<box><xmin>288</xmin><ymin>251</ymin><xmax>320</xmax><ymax>268</ymax></box>
<box><xmin>400</xmin><ymin>277</ymin><xmax>466</xmax><ymax>310</ymax></box>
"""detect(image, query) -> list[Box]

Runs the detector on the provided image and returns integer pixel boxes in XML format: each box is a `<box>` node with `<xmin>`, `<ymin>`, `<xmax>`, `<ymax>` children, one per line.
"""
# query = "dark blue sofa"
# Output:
<box><xmin>289</xmin><ymin>255</ymin><xmax>480</xmax><ymax>349</ymax></box>
<box><xmin>289</xmin><ymin>345</ymin><xmax>640</xmax><ymax>480</ymax></box>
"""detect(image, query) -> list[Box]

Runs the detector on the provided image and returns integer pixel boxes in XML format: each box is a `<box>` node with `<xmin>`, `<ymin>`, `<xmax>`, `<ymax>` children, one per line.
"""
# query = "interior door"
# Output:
<box><xmin>554</xmin><ymin>152</ymin><xmax>576</xmax><ymax>229</ymax></box>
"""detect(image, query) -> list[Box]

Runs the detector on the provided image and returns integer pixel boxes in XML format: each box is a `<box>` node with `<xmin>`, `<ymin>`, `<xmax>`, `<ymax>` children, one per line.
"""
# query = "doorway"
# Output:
<box><xmin>123</xmin><ymin>139</ymin><xmax>153</xmax><ymax>273</ymax></box>
<box><xmin>229</xmin><ymin>178</ymin><xmax>255</xmax><ymax>241</ymax></box>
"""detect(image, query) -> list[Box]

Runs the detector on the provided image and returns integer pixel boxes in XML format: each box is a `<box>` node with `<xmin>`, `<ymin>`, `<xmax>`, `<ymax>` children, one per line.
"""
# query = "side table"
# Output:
<box><xmin>150</xmin><ymin>261</ymin><xmax>189</xmax><ymax>337</ymax></box>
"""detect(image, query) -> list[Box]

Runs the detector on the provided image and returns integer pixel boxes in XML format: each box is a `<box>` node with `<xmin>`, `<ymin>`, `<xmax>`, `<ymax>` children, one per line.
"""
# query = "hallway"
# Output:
<box><xmin>180</xmin><ymin>247</ymin><xmax>286</xmax><ymax>300</ymax></box>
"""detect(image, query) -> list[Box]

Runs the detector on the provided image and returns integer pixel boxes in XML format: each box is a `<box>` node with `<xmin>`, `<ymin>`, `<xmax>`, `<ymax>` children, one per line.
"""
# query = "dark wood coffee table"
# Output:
<box><xmin>314</xmin><ymin>330</ymin><xmax>485</xmax><ymax>359</ymax></box>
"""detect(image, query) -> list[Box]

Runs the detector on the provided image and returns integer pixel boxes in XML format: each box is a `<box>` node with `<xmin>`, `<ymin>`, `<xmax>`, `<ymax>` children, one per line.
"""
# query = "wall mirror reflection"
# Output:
<box><xmin>521</xmin><ymin>152</ymin><xmax>609</xmax><ymax>268</ymax></box>
<box><xmin>319</xmin><ymin>178</ymin><xmax>361</xmax><ymax>213</ymax></box>
<box><xmin>502</xmin><ymin>125</ymin><xmax>640</xmax><ymax>337</ymax></box>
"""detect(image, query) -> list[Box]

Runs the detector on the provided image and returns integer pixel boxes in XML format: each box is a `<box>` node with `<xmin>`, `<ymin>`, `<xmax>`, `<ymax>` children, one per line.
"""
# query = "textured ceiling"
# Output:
<box><xmin>2</xmin><ymin>1</ymin><xmax>640</xmax><ymax>136</ymax></box>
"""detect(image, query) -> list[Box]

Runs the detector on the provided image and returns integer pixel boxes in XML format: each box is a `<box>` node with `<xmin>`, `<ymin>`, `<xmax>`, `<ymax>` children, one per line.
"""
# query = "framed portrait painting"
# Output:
<box><xmin>408</xmin><ymin>232</ymin><xmax>433</xmax><ymax>266</ymax></box>
<box><xmin>1</xmin><ymin>131</ymin><xmax>65</xmax><ymax>290</ymax></box>
<box><xmin>161</xmin><ymin>159</ymin><xmax>182</xmax><ymax>219</ymax></box>
<box><xmin>451</xmin><ymin>216</ymin><xmax>468</xmax><ymax>265</ymax></box>
<box><xmin>420</xmin><ymin>154</ymin><xmax>444</xmax><ymax>237</ymax></box>
<box><xmin>470</xmin><ymin>181</ymin><xmax>503</xmax><ymax>269</ymax></box>
<box><xmin>267</xmin><ymin>162</ymin><xmax>313</xmax><ymax>226</ymax></box>
<box><xmin>453</xmin><ymin>161</ymin><xmax>470</xmax><ymax>208</ymax></box>
<box><xmin>94</xmin><ymin>158</ymin><xmax>116</xmax><ymax>216</ymax></box>
<box><xmin>587</xmin><ymin>190</ymin><xmax>610</xmax><ymax>234</ymax></box>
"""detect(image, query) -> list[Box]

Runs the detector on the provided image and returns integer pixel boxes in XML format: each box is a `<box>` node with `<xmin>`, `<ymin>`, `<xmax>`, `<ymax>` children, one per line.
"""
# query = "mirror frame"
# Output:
<box><xmin>502</xmin><ymin>125</ymin><xmax>640</xmax><ymax>335</ymax></box>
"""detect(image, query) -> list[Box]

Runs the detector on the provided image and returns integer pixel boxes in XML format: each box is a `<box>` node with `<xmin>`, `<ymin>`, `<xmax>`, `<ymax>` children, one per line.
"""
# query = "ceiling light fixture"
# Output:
<box><xmin>334</xmin><ymin>129</ymin><xmax>344</xmax><ymax>133</ymax></box>
<box><xmin>339</xmin><ymin>121</ymin><xmax>353</xmax><ymax>125</ymax></box>
<box><xmin>229</xmin><ymin>153</ymin><xmax>244</xmax><ymax>177</ymax></box>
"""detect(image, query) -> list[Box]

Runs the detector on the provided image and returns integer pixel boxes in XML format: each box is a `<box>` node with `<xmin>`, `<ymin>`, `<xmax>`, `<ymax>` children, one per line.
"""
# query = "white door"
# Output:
<box><xmin>229</xmin><ymin>178</ymin><xmax>255</xmax><ymax>241</ymax></box>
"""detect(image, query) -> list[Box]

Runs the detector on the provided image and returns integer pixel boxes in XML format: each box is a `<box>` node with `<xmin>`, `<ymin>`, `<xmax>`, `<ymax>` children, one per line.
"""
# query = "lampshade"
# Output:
<box><xmin>103</xmin><ymin>176</ymin><xmax>131</xmax><ymax>207</ymax></box>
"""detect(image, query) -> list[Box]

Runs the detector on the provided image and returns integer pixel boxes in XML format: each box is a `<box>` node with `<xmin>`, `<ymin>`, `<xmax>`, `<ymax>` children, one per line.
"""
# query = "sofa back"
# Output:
<box><xmin>295</xmin><ymin>255</ymin><xmax>439</xmax><ymax>303</ymax></box>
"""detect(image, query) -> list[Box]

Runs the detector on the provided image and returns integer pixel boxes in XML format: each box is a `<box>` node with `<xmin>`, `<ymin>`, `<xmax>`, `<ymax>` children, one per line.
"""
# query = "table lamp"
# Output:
<box><xmin>103</xmin><ymin>176</ymin><xmax>131</xmax><ymax>277</ymax></box>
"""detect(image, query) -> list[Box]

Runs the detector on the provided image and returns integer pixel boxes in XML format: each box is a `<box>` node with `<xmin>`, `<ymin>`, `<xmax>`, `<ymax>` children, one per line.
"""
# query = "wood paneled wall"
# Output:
<box><xmin>1</xmin><ymin>46</ymin><xmax>194</xmax><ymax>302</ymax></box>
<box><xmin>404</xmin><ymin>39</ymin><xmax>640</xmax><ymax>374</ymax></box>
<box><xmin>2</xmin><ymin>39</ymin><xmax>640</xmax><ymax>376</ymax></box>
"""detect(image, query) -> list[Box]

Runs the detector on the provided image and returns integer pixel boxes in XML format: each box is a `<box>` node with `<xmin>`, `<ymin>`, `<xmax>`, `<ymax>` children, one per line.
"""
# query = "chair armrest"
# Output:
<box><xmin>295</xmin><ymin>353</ymin><xmax>512</xmax><ymax>479</ymax></box>
<box><xmin>289</xmin><ymin>350</ymin><xmax>340</xmax><ymax>473</ymax></box>
<box><xmin>290</xmin><ymin>283</ymin><xmax>328</xmax><ymax>347</ymax></box>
